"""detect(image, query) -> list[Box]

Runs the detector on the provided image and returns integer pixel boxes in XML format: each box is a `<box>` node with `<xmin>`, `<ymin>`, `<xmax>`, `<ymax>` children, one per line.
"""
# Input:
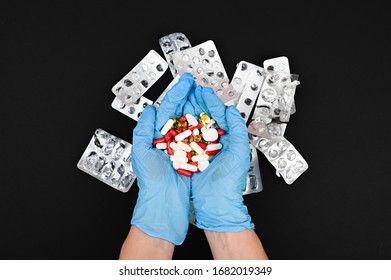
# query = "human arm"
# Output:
<box><xmin>185</xmin><ymin>86</ymin><xmax>268</xmax><ymax>259</ymax></box>
<box><xmin>119</xmin><ymin>74</ymin><xmax>195</xmax><ymax>259</ymax></box>
<box><xmin>119</xmin><ymin>226</ymin><xmax>174</xmax><ymax>260</ymax></box>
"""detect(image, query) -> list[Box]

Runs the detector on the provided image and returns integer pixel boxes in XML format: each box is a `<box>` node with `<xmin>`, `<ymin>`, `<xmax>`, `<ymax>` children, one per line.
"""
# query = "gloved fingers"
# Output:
<box><xmin>133</xmin><ymin>105</ymin><xmax>156</xmax><ymax>157</ymax></box>
<box><xmin>156</xmin><ymin>73</ymin><xmax>194</xmax><ymax>132</ymax></box>
<box><xmin>183</xmin><ymin>100</ymin><xmax>196</xmax><ymax>116</ymax></box>
<box><xmin>194</xmin><ymin>86</ymin><xmax>210</xmax><ymax>115</ymax></box>
<box><xmin>188</xmin><ymin>87</ymin><xmax>204</xmax><ymax>116</ymax></box>
<box><xmin>225</xmin><ymin>106</ymin><xmax>250</xmax><ymax>157</ymax></box>
<box><xmin>201</xmin><ymin>87</ymin><xmax>229</xmax><ymax>131</ymax></box>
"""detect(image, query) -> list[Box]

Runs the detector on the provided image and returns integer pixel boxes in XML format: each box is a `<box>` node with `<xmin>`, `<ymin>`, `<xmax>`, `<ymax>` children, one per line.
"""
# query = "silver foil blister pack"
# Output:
<box><xmin>112</xmin><ymin>50</ymin><xmax>168</xmax><ymax>105</ymax></box>
<box><xmin>233</xmin><ymin>62</ymin><xmax>265</xmax><ymax>123</ymax></box>
<box><xmin>111</xmin><ymin>96</ymin><xmax>153</xmax><ymax>121</ymax></box>
<box><xmin>77</xmin><ymin>129</ymin><xmax>136</xmax><ymax>192</ymax></box>
<box><xmin>248</xmin><ymin>133</ymin><xmax>308</xmax><ymax>184</ymax></box>
<box><xmin>171</xmin><ymin>40</ymin><xmax>239</xmax><ymax>104</ymax></box>
<box><xmin>159</xmin><ymin>33</ymin><xmax>192</xmax><ymax>77</ymax></box>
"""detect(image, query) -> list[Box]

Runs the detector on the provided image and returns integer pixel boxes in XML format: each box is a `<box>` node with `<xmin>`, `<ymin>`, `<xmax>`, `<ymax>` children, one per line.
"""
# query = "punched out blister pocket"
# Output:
<box><xmin>77</xmin><ymin>129</ymin><xmax>136</xmax><ymax>193</ymax></box>
<box><xmin>172</xmin><ymin>40</ymin><xmax>239</xmax><ymax>104</ymax></box>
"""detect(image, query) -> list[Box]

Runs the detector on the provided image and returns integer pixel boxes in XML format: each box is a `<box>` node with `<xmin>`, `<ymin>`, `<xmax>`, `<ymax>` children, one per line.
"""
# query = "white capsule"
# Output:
<box><xmin>172</xmin><ymin>161</ymin><xmax>181</xmax><ymax>170</ymax></box>
<box><xmin>192</xmin><ymin>154</ymin><xmax>209</xmax><ymax>162</ymax></box>
<box><xmin>170</xmin><ymin>156</ymin><xmax>188</xmax><ymax>163</ymax></box>
<box><xmin>177</xmin><ymin>141</ymin><xmax>192</xmax><ymax>152</ymax></box>
<box><xmin>174</xmin><ymin>150</ymin><xmax>187</xmax><ymax>157</ymax></box>
<box><xmin>206</xmin><ymin>143</ymin><xmax>222</xmax><ymax>151</ymax></box>
<box><xmin>190</xmin><ymin>142</ymin><xmax>204</xmax><ymax>155</ymax></box>
<box><xmin>186</xmin><ymin>113</ymin><xmax>198</xmax><ymax>126</ymax></box>
<box><xmin>170</xmin><ymin>142</ymin><xmax>182</xmax><ymax>151</ymax></box>
<box><xmin>202</xmin><ymin>128</ymin><xmax>219</xmax><ymax>141</ymax></box>
<box><xmin>197</xmin><ymin>160</ymin><xmax>210</xmax><ymax>171</ymax></box>
<box><xmin>160</xmin><ymin>119</ymin><xmax>174</xmax><ymax>136</ymax></box>
<box><xmin>156</xmin><ymin>142</ymin><xmax>167</xmax><ymax>149</ymax></box>
<box><xmin>175</xmin><ymin>129</ymin><xmax>192</xmax><ymax>141</ymax></box>
<box><xmin>180</xmin><ymin>163</ymin><xmax>198</xmax><ymax>172</ymax></box>
<box><xmin>193</xmin><ymin>128</ymin><xmax>200</xmax><ymax>135</ymax></box>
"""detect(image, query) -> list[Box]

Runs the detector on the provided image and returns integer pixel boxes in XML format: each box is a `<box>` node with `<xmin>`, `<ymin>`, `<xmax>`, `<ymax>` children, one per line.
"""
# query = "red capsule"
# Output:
<box><xmin>209</xmin><ymin>140</ymin><xmax>218</xmax><ymax>144</ymax></box>
<box><xmin>206</xmin><ymin>150</ymin><xmax>220</xmax><ymax>156</ymax></box>
<box><xmin>188</xmin><ymin>122</ymin><xmax>202</xmax><ymax>130</ymax></box>
<box><xmin>169</xmin><ymin>129</ymin><xmax>178</xmax><ymax>137</ymax></box>
<box><xmin>176</xmin><ymin>129</ymin><xmax>182</xmax><ymax>134</ymax></box>
<box><xmin>166</xmin><ymin>140</ymin><xmax>173</xmax><ymax>155</ymax></box>
<box><xmin>179</xmin><ymin>116</ymin><xmax>187</xmax><ymax>122</ymax></box>
<box><xmin>152</xmin><ymin>137</ymin><xmax>166</xmax><ymax>145</ymax></box>
<box><xmin>187</xmin><ymin>152</ymin><xmax>192</xmax><ymax>161</ymax></box>
<box><xmin>188</xmin><ymin>161</ymin><xmax>198</xmax><ymax>166</ymax></box>
<box><xmin>189</xmin><ymin>135</ymin><xmax>194</xmax><ymax>142</ymax></box>
<box><xmin>182</xmin><ymin>127</ymin><xmax>187</xmax><ymax>132</ymax></box>
<box><xmin>217</xmin><ymin>129</ymin><xmax>226</xmax><ymax>136</ymax></box>
<box><xmin>197</xmin><ymin>142</ymin><xmax>207</xmax><ymax>150</ymax></box>
<box><xmin>164</xmin><ymin>134</ymin><xmax>172</xmax><ymax>141</ymax></box>
<box><xmin>177</xmin><ymin>168</ymin><xmax>192</xmax><ymax>177</ymax></box>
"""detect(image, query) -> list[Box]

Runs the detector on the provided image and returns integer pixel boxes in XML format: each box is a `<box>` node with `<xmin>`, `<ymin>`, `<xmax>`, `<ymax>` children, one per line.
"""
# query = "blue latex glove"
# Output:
<box><xmin>184</xmin><ymin>86</ymin><xmax>254</xmax><ymax>232</ymax></box>
<box><xmin>130</xmin><ymin>73</ymin><xmax>195</xmax><ymax>245</ymax></box>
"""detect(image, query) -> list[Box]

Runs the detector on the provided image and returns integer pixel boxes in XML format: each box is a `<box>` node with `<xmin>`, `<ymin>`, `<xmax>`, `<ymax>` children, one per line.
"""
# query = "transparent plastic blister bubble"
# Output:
<box><xmin>159</xmin><ymin>33</ymin><xmax>192</xmax><ymax>77</ymax></box>
<box><xmin>77</xmin><ymin>129</ymin><xmax>136</xmax><ymax>192</ymax></box>
<box><xmin>243</xmin><ymin>143</ymin><xmax>263</xmax><ymax>195</ymax></box>
<box><xmin>235</xmin><ymin>68</ymin><xmax>265</xmax><ymax>123</ymax></box>
<box><xmin>111</xmin><ymin>50</ymin><xmax>168</xmax><ymax>105</ymax></box>
<box><xmin>248</xmin><ymin>121</ymin><xmax>287</xmax><ymax>140</ymax></box>
<box><xmin>259</xmin><ymin>72</ymin><xmax>299</xmax><ymax>122</ymax></box>
<box><xmin>111</xmin><ymin>96</ymin><xmax>153</xmax><ymax>121</ymax></box>
<box><xmin>171</xmin><ymin>40</ymin><xmax>239</xmax><ymax>104</ymax></box>
<box><xmin>153</xmin><ymin>75</ymin><xmax>180</xmax><ymax>108</ymax></box>
<box><xmin>248</xmin><ymin>134</ymin><xmax>308</xmax><ymax>184</ymax></box>
<box><xmin>226</xmin><ymin>61</ymin><xmax>264</xmax><ymax>106</ymax></box>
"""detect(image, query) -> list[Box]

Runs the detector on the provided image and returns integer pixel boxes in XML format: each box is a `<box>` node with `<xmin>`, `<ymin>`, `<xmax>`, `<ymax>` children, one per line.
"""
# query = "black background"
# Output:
<box><xmin>1</xmin><ymin>1</ymin><xmax>390</xmax><ymax>260</ymax></box>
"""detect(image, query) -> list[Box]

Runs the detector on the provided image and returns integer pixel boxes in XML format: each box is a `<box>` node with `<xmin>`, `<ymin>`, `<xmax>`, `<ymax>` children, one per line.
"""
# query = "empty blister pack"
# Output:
<box><xmin>243</xmin><ymin>143</ymin><xmax>263</xmax><ymax>195</ymax></box>
<box><xmin>111</xmin><ymin>96</ymin><xmax>153</xmax><ymax>121</ymax></box>
<box><xmin>112</xmin><ymin>50</ymin><xmax>168</xmax><ymax>105</ymax></box>
<box><xmin>159</xmin><ymin>32</ymin><xmax>192</xmax><ymax>77</ymax></box>
<box><xmin>235</xmin><ymin>67</ymin><xmax>265</xmax><ymax>123</ymax></box>
<box><xmin>248</xmin><ymin>133</ymin><xmax>308</xmax><ymax>184</ymax></box>
<box><xmin>77</xmin><ymin>129</ymin><xmax>136</xmax><ymax>192</ymax></box>
<box><xmin>226</xmin><ymin>61</ymin><xmax>264</xmax><ymax>106</ymax></box>
<box><xmin>171</xmin><ymin>40</ymin><xmax>239</xmax><ymax>104</ymax></box>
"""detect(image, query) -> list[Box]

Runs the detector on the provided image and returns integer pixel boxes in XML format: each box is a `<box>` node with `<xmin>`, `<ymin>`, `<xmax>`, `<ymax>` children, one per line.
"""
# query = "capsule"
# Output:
<box><xmin>198</xmin><ymin>160</ymin><xmax>210</xmax><ymax>171</ymax></box>
<box><xmin>188</xmin><ymin>122</ymin><xmax>202</xmax><ymax>130</ymax></box>
<box><xmin>180</xmin><ymin>163</ymin><xmax>198</xmax><ymax>172</ymax></box>
<box><xmin>179</xmin><ymin>116</ymin><xmax>187</xmax><ymax>122</ymax></box>
<box><xmin>190</xmin><ymin>142</ymin><xmax>204</xmax><ymax>155</ymax></box>
<box><xmin>166</xmin><ymin>140</ymin><xmax>173</xmax><ymax>155</ymax></box>
<box><xmin>161</xmin><ymin>119</ymin><xmax>174</xmax><ymax>136</ymax></box>
<box><xmin>169</xmin><ymin>129</ymin><xmax>178</xmax><ymax>137</ymax></box>
<box><xmin>175</xmin><ymin>130</ymin><xmax>192</xmax><ymax>141</ymax></box>
<box><xmin>217</xmin><ymin>129</ymin><xmax>225</xmax><ymax>136</ymax></box>
<box><xmin>156</xmin><ymin>143</ymin><xmax>167</xmax><ymax>149</ymax></box>
<box><xmin>172</xmin><ymin>161</ymin><xmax>181</xmax><ymax>170</ymax></box>
<box><xmin>186</xmin><ymin>113</ymin><xmax>199</xmax><ymax>126</ymax></box>
<box><xmin>206</xmin><ymin>143</ymin><xmax>222</xmax><ymax>151</ymax></box>
<box><xmin>193</xmin><ymin>128</ymin><xmax>200</xmax><ymax>135</ymax></box>
<box><xmin>152</xmin><ymin>137</ymin><xmax>166</xmax><ymax>145</ymax></box>
<box><xmin>170</xmin><ymin>142</ymin><xmax>182</xmax><ymax>151</ymax></box>
<box><xmin>192</xmin><ymin>154</ymin><xmax>209</xmax><ymax>162</ymax></box>
<box><xmin>206</xmin><ymin>150</ymin><xmax>219</xmax><ymax>156</ymax></box>
<box><xmin>177</xmin><ymin>141</ymin><xmax>192</xmax><ymax>152</ymax></box>
<box><xmin>177</xmin><ymin>168</ymin><xmax>192</xmax><ymax>177</ymax></box>
<box><xmin>197</xmin><ymin>142</ymin><xmax>207</xmax><ymax>150</ymax></box>
<box><xmin>174</xmin><ymin>150</ymin><xmax>187</xmax><ymax>157</ymax></box>
<box><xmin>170</xmin><ymin>156</ymin><xmax>188</xmax><ymax>163</ymax></box>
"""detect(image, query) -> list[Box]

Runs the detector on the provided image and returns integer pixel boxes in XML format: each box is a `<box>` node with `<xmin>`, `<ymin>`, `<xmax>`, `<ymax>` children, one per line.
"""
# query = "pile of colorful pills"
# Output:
<box><xmin>152</xmin><ymin>113</ymin><xmax>225</xmax><ymax>176</ymax></box>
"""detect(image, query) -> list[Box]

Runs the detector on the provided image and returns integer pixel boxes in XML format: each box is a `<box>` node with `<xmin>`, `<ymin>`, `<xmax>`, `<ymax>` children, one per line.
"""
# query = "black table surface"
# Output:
<box><xmin>1</xmin><ymin>1</ymin><xmax>390</xmax><ymax>260</ymax></box>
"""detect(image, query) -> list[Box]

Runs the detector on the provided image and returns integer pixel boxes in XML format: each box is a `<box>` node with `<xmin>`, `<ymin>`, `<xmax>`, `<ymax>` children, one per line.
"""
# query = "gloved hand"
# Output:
<box><xmin>184</xmin><ymin>85</ymin><xmax>254</xmax><ymax>232</ymax></box>
<box><xmin>130</xmin><ymin>73</ymin><xmax>195</xmax><ymax>245</ymax></box>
